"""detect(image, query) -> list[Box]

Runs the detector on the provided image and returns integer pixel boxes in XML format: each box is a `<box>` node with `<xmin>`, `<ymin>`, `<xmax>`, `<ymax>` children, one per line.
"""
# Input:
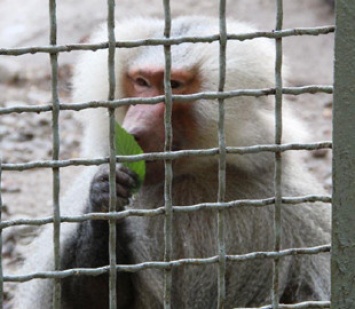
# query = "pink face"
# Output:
<box><xmin>121</xmin><ymin>67</ymin><xmax>201</xmax><ymax>184</ymax></box>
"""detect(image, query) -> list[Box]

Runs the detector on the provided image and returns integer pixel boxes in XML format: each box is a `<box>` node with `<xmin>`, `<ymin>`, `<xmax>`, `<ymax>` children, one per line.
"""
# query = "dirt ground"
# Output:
<box><xmin>0</xmin><ymin>0</ymin><xmax>334</xmax><ymax>307</ymax></box>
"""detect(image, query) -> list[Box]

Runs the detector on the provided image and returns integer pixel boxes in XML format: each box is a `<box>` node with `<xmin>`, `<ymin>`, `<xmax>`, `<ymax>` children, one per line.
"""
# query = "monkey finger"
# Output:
<box><xmin>116</xmin><ymin>166</ymin><xmax>139</xmax><ymax>189</ymax></box>
<box><xmin>93</xmin><ymin>165</ymin><xmax>137</xmax><ymax>185</ymax></box>
<box><xmin>89</xmin><ymin>190</ymin><xmax>110</xmax><ymax>212</ymax></box>
<box><xmin>116</xmin><ymin>183</ymin><xmax>132</xmax><ymax>199</ymax></box>
<box><xmin>92</xmin><ymin>165</ymin><xmax>110</xmax><ymax>183</ymax></box>
<box><xmin>90</xmin><ymin>178</ymin><xmax>110</xmax><ymax>195</ymax></box>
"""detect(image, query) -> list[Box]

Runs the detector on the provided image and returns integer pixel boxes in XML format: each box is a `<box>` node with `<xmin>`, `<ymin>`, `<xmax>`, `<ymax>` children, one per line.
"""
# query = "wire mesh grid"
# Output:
<box><xmin>0</xmin><ymin>0</ymin><xmax>334</xmax><ymax>308</ymax></box>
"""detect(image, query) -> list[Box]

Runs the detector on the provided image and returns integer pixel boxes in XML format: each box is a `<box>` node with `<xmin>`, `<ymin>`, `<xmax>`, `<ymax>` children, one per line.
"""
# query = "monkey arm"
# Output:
<box><xmin>60</xmin><ymin>165</ymin><xmax>137</xmax><ymax>309</ymax></box>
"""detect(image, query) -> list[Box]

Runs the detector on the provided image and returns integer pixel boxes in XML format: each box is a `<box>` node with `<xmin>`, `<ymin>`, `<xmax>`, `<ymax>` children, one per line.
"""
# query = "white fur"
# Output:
<box><xmin>14</xmin><ymin>16</ymin><xmax>330</xmax><ymax>308</ymax></box>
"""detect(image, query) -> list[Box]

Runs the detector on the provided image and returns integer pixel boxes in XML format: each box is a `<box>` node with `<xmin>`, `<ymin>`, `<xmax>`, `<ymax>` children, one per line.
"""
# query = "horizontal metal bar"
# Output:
<box><xmin>0</xmin><ymin>26</ymin><xmax>334</xmax><ymax>56</ymax></box>
<box><xmin>1</xmin><ymin>142</ymin><xmax>332</xmax><ymax>171</ymax></box>
<box><xmin>3</xmin><ymin>244</ymin><xmax>330</xmax><ymax>282</ymax></box>
<box><xmin>0</xmin><ymin>85</ymin><xmax>333</xmax><ymax>115</ymax></box>
<box><xmin>0</xmin><ymin>195</ymin><xmax>331</xmax><ymax>229</ymax></box>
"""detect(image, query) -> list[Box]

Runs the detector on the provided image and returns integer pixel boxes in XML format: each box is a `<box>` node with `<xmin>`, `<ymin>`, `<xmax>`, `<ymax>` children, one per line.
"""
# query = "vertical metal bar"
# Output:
<box><xmin>106</xmin><ymin>0</ymin><xmax>117</xmax><ymax>308</ymax></box>
<box><xmin>162</xmin><ymin>1</ymin><xmax>173</xmax><ymax>308</ymax></box>
<box><xmin>272</xmin><ymin>0</ymin><xmax>284</xmax><ymax>308</ymax></box>
<box><xmin>0</xmin><ymin>160</ymin><xmax>3</xmax><ymax>308</ymax></box>
<box><xmin>331</xmin><ymin>1</ymin><xmax>355</xmax><ymax>308</ymax></box>
<box><xmin>217</xmin><ymin>0</ymin><xmax>227</xmax><ymax>308</ymax></box>
<box><xmin>49</xmin><ymin>0</ymin><xmax>61</xmax><ymax>308</ymax></box>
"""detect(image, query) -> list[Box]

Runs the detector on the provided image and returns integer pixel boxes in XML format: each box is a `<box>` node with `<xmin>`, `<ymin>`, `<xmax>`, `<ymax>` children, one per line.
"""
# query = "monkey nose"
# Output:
<box><xmin>122</xmin><ymin>103</ymin><xmax>166</xmax><ymax>152</ymax></box>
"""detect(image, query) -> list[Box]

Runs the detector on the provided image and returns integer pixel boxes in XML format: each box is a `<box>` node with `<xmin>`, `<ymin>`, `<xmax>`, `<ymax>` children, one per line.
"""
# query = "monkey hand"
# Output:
<box><xmin>89</xmin><ymin>165</ymin><xmax>138</xmax><ymax>213</ymax></box>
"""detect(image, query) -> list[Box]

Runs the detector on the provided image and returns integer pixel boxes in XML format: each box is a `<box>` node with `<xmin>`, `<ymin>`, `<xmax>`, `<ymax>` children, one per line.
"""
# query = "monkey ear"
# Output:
<box><xmin>115</xmin><ymin>122</ymin><xmax>146</xmax><ymax>190</ymax></box>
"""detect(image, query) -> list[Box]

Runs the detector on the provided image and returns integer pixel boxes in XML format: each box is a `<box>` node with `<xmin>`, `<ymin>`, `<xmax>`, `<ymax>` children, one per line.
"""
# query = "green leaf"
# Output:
<box><xmin>115</xmin><ymin>122</ymin><xmax>146</xmax><ymax>190</ymax></box>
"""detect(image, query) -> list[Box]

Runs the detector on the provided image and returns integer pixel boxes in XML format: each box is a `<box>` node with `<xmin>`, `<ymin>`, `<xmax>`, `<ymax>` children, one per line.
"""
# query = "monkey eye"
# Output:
<box><xmin>134</xmin><ymin>77</ymin><xmax>150</xmax><ymax>88</ymax></box>
<box><xmin>170</xmin><ymin>80</ymin><xmax>183</xmax><ymax>89</ymax></box>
